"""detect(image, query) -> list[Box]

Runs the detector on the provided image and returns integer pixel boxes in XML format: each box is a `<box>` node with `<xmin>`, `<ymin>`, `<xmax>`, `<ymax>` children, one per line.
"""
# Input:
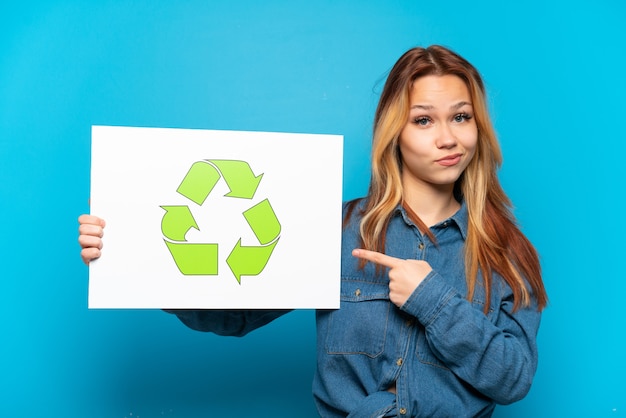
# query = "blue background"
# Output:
<box><xmin>1</xmin><ymin>1</ymin><xmax>624</xmax><ymax>417</ymax></box>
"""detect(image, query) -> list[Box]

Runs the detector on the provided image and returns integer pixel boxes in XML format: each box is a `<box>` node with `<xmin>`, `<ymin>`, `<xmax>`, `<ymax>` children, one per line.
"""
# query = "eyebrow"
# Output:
<box><xmin>410</xmin><ymin>101</ymin><xmax>473</xmax><ymax>111</ymax></box>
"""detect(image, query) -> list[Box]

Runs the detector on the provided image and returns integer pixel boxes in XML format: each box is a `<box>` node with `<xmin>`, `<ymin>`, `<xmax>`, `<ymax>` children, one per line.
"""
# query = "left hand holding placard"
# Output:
<box><xmin>78</xmin><ymin>214</ymin><xmax>106</xmax><ymax>265</ymax></box>
<box><xmin>352</xmin><ymin>249</ymin><xmax>432</xmax><ymax>307</ymax></box>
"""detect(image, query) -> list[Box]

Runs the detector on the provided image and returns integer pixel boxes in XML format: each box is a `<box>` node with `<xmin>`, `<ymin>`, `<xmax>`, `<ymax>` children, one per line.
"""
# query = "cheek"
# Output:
<box><xmin>465</xmin><ymin>140</ymin><xmax>477</xmax><ymax>160</ymax></box>
<box><xmin>457</xmin><ymin>130</ymin><xmax>478</xmax><ymax>171</ymax></box>
<box><xmin>399</xmin><ymin>129</ymin><xmax>432</xmax><ymax>158</ymax></box>
<box><xmin>399</xmin><ymin>141</ymin><xmax>429</xmax><ymax>167</ymax></box>
<box><xmin>461</xmin><ymin>129</ymin><xmax>478</xmax><ymax>158</ymax></box>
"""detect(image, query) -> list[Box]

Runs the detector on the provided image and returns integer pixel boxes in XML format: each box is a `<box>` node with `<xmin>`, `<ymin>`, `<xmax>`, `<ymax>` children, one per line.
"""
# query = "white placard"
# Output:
<box><xmin>88</xmin><ymin>125</ymin><xmax>343</xmax><ymax>309</ymax></box>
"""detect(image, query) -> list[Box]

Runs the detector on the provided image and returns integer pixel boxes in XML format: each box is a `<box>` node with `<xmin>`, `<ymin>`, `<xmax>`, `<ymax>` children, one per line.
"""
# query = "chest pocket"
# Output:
<box><xmin>325</xmin><ymin>279</ymin><xmax>391</xmax><ymax>358</ymax></box>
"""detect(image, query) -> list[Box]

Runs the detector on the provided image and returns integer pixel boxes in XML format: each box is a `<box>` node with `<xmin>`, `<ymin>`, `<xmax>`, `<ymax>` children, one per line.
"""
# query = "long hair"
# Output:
<box><xmin>351</xmin><ymin>45</ymin><xmax>547</xmax><ymax>312</ymax></box>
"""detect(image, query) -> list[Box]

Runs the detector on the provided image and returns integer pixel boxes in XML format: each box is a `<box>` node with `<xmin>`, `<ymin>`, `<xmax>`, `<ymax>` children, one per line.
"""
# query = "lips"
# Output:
<box><xmin>436</xmin><ymin>153</ymin><xmax>462</xmax><ymax>166</ymax></box>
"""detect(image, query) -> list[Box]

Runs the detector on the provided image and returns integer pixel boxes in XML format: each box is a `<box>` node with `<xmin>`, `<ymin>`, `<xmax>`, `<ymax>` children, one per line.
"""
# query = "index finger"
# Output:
<box><xmin>352</xmin><ymin>248</ymin><xmax>402</xmax><ymax>268</ymax></box>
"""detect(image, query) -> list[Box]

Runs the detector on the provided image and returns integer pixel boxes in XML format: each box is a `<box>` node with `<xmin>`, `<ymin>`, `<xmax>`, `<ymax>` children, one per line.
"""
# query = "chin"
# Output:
<box><xmin>434</xmin><ymin>174</ymin><xmax>463</xmax><ymax>186</ymax></box>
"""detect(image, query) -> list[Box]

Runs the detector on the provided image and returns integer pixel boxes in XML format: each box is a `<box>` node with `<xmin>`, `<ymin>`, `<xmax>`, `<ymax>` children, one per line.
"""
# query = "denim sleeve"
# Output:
<box><xmin>400</xmin><ymin>271</ymin><xmax>541</xmax><ymax>405</ymax></box>
<box><xmin>163</xmin><ymin>309</ymin><xmax>292</xmax><ymax>337</ymax></box>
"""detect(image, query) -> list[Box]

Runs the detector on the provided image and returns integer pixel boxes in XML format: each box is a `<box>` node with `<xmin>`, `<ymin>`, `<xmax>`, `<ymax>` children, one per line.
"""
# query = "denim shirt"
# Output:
<box><xmin>168</xmin><ymin>200</ymin><xmax>542</xmax><ymax>418</ymax></box>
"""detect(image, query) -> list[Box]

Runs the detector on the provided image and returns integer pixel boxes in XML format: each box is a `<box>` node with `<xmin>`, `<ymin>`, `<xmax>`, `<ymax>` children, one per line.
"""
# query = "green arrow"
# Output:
<box><xmin>161</xmin><ymin>206</ymin><xmax>199</xmax><ymax>241</ymax></box>
<box><xmin>226</xmin><ymin>239</ymin><xmax>278</xmax><ymax>283</ymax></box>
<box><xmin>243</xmin><ymin>199</ymin><xmax>281</xmax><ymax>245</ymax></box>
<box><xmin>164</xmin><ymin>241</ymin><xmax>219</xmax><ymax>275</ymax></box>
<box><xmin>177</xmin><ymin>161</ymin><xmax>220</xmax><ymax>205</ymax></box>
<box><xmin>210</xmin><ymin>160</ymin><xmax>263</xmax><ymax>199</ymax></box>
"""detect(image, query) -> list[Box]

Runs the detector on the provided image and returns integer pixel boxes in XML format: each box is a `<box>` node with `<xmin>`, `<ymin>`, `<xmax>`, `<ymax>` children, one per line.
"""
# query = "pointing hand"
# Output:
<box><xmin>352</xmin><ymin>248</ymin><xmax>432</xmax><ymax>307</ymax></box>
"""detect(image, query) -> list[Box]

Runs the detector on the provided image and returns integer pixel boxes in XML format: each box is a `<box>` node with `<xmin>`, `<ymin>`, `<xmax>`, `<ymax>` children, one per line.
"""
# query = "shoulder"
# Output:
<box><xmin>342</xmin><ymin>197</ymin><xmax>367</xmax><ymax>226</ymax></box>
<box><xmin>340</xmin><ymin>197</ymin><xmax>366</xmax><ymax>247</ymax></box>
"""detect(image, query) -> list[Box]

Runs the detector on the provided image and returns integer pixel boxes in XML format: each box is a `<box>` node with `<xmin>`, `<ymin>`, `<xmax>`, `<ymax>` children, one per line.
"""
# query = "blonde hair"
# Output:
<box><xmin>351</xmin><ymin>45</ymin><xmax>546</xmax><ymax>311</ymax></box>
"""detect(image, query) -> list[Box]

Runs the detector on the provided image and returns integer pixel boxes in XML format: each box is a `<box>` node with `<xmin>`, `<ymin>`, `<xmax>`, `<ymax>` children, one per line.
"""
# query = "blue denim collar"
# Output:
<box><xmin>395</xmin><ymin>200</ymin><xmax>468</xmax><ymax>240</ymax></box>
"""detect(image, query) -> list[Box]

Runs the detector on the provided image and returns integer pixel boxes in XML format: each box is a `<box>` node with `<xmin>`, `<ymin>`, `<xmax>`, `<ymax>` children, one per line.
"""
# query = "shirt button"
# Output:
<box><xmin>399</xmin><ymin>407</ymin><xmax>407</xmax><ymax>415</ymax></box>
<box><xmin>418</xmin><ymin>243</ymin><xmax>424</xmax><ymax>250</ymax></box>
<box><xmin>396</xmin><ymin>358</ymin><xmax>403</xmax><ymax>366</ymax></box>
<box><xmin>443</xmin><ymin>221</ymin><xmax>449</xmax><ymax>227</ymax></box>
<box><xmin>355</xmin><ymin>289</ymin><xmax>361</xmax><ymax>297</ymax></box>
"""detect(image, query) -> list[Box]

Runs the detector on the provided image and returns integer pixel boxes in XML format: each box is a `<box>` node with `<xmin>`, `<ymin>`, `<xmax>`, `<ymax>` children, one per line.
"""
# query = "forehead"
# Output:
<box><xmin>409</xmin><ymin>75</ymin><xmax>471</xmax><ymax>103</ymax></box>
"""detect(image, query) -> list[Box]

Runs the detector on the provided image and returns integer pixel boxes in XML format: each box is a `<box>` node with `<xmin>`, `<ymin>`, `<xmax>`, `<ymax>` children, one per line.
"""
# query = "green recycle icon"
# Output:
<box><xmin>160</xmin><ymin>159</ymin><xmax>281</xmax><ymax>284</ymax></box>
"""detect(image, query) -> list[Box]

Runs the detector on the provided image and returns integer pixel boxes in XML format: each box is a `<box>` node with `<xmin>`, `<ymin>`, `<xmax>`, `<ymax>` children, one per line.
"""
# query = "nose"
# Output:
<box><xmin>435</xmin><ymin>123</ymin><xmax>457</xmax><ymax>149</ymax></box>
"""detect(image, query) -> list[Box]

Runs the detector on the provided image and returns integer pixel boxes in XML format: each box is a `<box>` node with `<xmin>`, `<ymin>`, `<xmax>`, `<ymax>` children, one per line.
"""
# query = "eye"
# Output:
<box><xmin>453</xmin><ymin>113</ymin><xmax>472</xmax><ymax>123</ymax></box>
<box><xmin>413</xmin><ymin>116</ymin><xmax>431</xmax><ymax>126</ymax></box>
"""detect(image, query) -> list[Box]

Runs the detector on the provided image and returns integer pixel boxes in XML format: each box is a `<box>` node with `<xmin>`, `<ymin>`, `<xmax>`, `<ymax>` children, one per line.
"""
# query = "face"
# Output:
<box><xmin>398</xmin><ymin>74</ymin><xmax>478</xmax><ymax>194</ymax></box>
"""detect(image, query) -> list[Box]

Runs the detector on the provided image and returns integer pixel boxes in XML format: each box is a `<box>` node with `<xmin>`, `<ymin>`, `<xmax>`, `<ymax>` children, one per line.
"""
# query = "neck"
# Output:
<box><xmin>402</xmin><ymin>183</ymin><xmax>460</xmax><ymax>227</ymax></box>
